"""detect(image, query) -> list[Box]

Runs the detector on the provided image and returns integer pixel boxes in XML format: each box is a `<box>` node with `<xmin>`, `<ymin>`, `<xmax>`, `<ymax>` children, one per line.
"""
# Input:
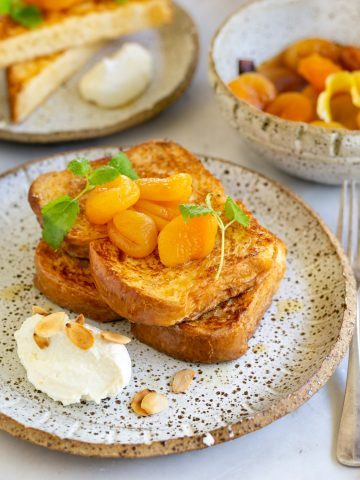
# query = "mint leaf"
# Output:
<box><xmin>224</xmin><ymin>197</ymin><xmax>249</xmax><ymax>227</ymax></box>
<box><xmin>41</xmin><ymin>195</ymin><xmax>80</xmax><ymax>249</ymax></box>
<box><xmin>110</xmin><ymin>152</ymin><xmax>139</xmax><ymax>180</ymax></box>
<box><xmin>0</xmin><ymin>0</ymin><xmax>11</xmax><ymax>14</ymax></box>
<box><xmin>179</xmin><ymin>203</ymin><xmax>213</xmax><ymax>223</ymax></box>
<box><xmin>10</xmin><ymin>3</ymin><xmax>43</xmax><ymax>29</ymax></box>
<box><xmin>88</xmin><ymin>166</ymin><xmax>119</xmax><ymax>186</ymax></box>
<box><xmin>67</xmin><ymin>158</ymin><xmax>91</xmax><ymax>177</ymax></box>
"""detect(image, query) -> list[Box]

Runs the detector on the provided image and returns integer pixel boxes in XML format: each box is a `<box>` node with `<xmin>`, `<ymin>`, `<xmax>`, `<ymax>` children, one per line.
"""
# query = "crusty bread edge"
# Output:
<box><xmin>0</xmin><ymin>0</ymin><xmax>172</xmax><ymax>68</ymax></box>
<box><xmin>7</xmin><ymin>44</ymin><xmax>103</xmax><ymax>123</ymax></box>
<box><xmin>131</xmin><ymin>240</ymin><xmax>287</xmax><ymax>362</ymax></box>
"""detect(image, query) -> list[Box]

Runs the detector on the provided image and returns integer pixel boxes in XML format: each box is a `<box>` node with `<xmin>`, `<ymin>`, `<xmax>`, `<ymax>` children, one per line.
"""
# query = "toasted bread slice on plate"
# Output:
<box><xmin>0</xmin><ymin>0</ymin><xmax>172</xmax><ymax>68</ymax></box>
<box><xmin>90</xmin><ymin>202</ymin><xmax>278</xmax><ymax>327</ymax></box>
<box><xmin>132</xmin><ymin>240</ymin><xmax>286</xmax><ymax>362</ymax></box>
<box><xmin>28</xmin><ymin>141</ymin><xmax>225</xmax><ymax>258</ymax></box>
<box><xmin>7</xmin><ymin>44</ymin><xmax>103</xmax><ymax>123</ymax></box>
<box><xmin>34</xmin><ymin>240</ymin><xmax>118</xmax><ymax>322</ymax></box>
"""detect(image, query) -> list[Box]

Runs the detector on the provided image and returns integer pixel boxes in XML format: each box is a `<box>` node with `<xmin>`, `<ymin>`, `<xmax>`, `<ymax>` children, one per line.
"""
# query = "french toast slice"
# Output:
<box><xmin>28</xmin><ymin>140</ymin><xmax>225</xmax><ymax>258</ymax></box>
<box><xmin>0</xmin><ymin>0</ymin><xmax>172</xmax><ymax>68</ymax></box>
<box><xmin>34</xmin><ymin>240</ymin><xmax>118</xmax><ymax>322</ymax></box>
<box><xmin>90</xmin><ymin>202</ymin><xmax>278</xmax><ymax>327</ymax></box>
<box><xmin>7</xmin><ymin>44</ymin><xmax>103</xmax><ymax>123</ymax></box>
<box><xmin>132</xmin><ymin>241</ymin><xmax>286</xmax><ymax>362</ymax></box>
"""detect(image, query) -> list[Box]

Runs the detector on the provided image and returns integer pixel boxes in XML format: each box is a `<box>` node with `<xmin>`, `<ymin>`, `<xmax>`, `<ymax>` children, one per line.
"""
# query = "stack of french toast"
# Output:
<box><xmin>0</xmin><ymin>0</ymin><xmax>172</xmax><ymax>122</ymax></box>
<box><xmin>28</xmin><ymin>140</ymin><xmax>286</xmax><ymax>363</ymax></box>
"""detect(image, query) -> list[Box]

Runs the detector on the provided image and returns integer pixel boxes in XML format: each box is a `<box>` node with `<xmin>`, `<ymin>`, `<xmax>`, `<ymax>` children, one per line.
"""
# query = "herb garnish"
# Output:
<box><xmin>41</xmin><ymin>152</ymin><xmax>138</xmax><ymax>250</ymax></box>
<box><xmin>180</xmin><ymin>194</ymin><xmax>250</xmax><ymax>280</ymax></box>
<box><xmin>1</xmin><ymin>0</ymin><xmax>43</xmax><ymax>29</ymax></box>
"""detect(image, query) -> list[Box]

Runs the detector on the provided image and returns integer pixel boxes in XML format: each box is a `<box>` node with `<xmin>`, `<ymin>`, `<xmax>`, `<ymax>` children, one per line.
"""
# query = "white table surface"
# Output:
<box><xmin>0</xmin><ymin>1</ymin><xmax>356</xmax><ymax>478</ymax></box>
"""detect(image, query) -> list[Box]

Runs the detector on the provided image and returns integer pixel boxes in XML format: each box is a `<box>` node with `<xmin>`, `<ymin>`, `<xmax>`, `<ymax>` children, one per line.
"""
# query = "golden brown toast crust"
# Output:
<box><xmin>28</xmin><ymin>141</ymin><xmax>226</xmax><ymax>258</ymax></box>
<box><xmin>34</xmin><ymin>240</ymin><xmax>118</xmax><ymax>322</ymax></box>
<box><xmin>131</xmin><ymin>241</ymin><xmax>286</xmax><ymax>362</ymax></box>
<box><xmin>89</xmin><ymin>202</ymin><xmax>278</xmax><ymax>327</ymax></box>
<box><xmin>0</xmin><ymin>0</ymin><xmax>172</xmax><ymax>67</ymax></box>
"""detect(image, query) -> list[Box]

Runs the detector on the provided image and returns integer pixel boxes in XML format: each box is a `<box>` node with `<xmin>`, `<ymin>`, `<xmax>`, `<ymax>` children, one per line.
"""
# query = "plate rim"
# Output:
<box><xmin>0</xmin><ymin>3</ymin><xmax>199</xmax><ymax>145</ymax></box>
<box><xmin>0</xmin><ymin>146</ymin><xmax>356</xmax><ymax>458</ymax></box>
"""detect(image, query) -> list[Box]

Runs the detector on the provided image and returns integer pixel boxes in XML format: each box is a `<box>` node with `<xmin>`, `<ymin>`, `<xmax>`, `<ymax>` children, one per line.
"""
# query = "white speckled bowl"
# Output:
<box><xmin>209</xmin><ymin>0</ymin><xmax>360</xmax><ymax>185</ymax></box>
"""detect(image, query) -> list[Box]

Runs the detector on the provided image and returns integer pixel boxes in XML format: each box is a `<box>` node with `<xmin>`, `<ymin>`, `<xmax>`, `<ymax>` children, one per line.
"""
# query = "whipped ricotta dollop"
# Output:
<box><xmin>79</xmin><ymin>42</ymin><xmax>153</xmax><ymax>108</ymax></box>
<box><xmin>15</xmin><ymin>314</ymin><xmax>132</xmax><ymax>406</ymax></box>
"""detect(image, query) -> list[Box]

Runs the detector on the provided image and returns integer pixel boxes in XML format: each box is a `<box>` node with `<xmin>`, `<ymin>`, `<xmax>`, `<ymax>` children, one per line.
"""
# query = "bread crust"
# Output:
<box><xmin>0</xmin><ymin>0</ymin><xmax>172</xmax><ymax>68</ymax></box>
<box><xmin>7</xmin><ymin>44</ymin><xmax>102</xmax><ymax>123</ymax></box>
<box><xmin>132</xmin><ymin>241</ymin><xmax>286</xmax><ymax>362</ymax></box>
<box><xmin>34</xmin><ymin>240</ymin><xmax>118</xmax><ymax>321</ymax></box>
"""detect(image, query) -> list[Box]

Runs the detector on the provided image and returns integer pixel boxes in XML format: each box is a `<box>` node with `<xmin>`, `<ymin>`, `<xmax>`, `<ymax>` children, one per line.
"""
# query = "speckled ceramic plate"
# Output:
<box><xmin>0</xmin><ymin>4</ymin><xmax>198</xmax><ymax>144</ymax></box>
<box><xmin>0</xmin><ymin>147</ymin><xmax>356</xmax><ymax>457</ymax></box>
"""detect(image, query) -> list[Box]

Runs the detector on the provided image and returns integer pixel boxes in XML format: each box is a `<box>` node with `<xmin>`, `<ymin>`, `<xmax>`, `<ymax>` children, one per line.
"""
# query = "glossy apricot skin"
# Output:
<box><xmin>108</xmin><ymin>210</ymin><xmax>158</xmax><ymax>259</ymax></box>
<box><xmin>136</xmin><ymin>173</ymin><xmax>192</xmax><ymax>202</ymax></box>
<box><xmin>329</xmin><ymin>93</ymin><xmax>360</xmax><ymax>130</ymax></box>
<box><xmin>283</xmin><ymin>38</ymin><xmax>340</xmax><ymax>71</ymax></box>
<box><xmin>310</xmin><ymin>120</ymin><xmax>346</xmax><ymax>129</ymax></box>
<box><xmin>228</xmin><ymin>73</ymin><xmax>277</xmax><ymax>109</ymax></box>
<box><xmin>259</xmin><ymin>66</ymin><xmax>306</xmax><ymax>93</ymax></box>
<box><xmin>158</xmin><ymin>215</ymin><xmax>218</xmax><ymax>267</ymax></box>
<box><xmin>134</xmin><ymin>199</ymin><xmax>181</xmax><ymax>231</ymax></box>
<box><xmin>340</xmin><ymin>46</ymin><xmax>360</xmax><ymax>71</ymax></box>
<box><xmin>85</xmin><ymin>175</ymin><xmax>140</xmax><ymax>225</ymax></box>
<box><xmin>297</xmin><ymin>53</ymin><xmax>342</xmax><ymax>91</ymax></box>
<box><xmin>26</xmin><ymin>0</ymin><xmax>83</xmax><ymax>11</ymax></box>
<box><xmin>265</xmin><ymin>92</ymin><xmax>314</xmax><ymax>122</ymax></box>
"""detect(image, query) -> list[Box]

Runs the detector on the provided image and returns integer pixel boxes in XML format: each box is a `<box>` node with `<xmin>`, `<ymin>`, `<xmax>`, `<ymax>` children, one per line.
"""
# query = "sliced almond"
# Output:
<box><xmin>34</xmin><ymin>312</ymin><xmax>65</xmax><ymax>337</ymax></box>
<box><xmin>65</xmin><ymin>322</ymin><xmax>94</xmax><ymax>350</ymax></box>
<box><xmin>74</xmin><ymin>313</ymin><xmax>85</xmax><ymax>325</ymax></box>
<box><xmin>32</xmin><ymin>305</ymin><xmax>49</xmax><ymax>316</ymax></box>
<box><xmin>171</xmin><ymin>368</ymin><xmax>196</xmax><ymax>394</ymax></box>
<box><xmin>141</xmin><ymin>392</ymin><xmax>168</xmax><ymax>415</ymax></box>
<box><xmin>100</xmin><ymin>331</ymin><xmax>131</xmax><ymax>345</ymax></box>
<box><xmin>33</xmin><ymin>332</ymin><xmax>49</xmax><ymax>349</ymax></box>
<box><xmin>131</xmin><ymin>389</ymin><xmax>153</xmax><ymax>416</ymax></box>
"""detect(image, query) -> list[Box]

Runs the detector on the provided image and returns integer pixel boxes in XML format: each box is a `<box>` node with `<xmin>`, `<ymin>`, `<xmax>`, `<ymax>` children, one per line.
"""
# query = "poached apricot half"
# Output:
<box><xmin>134</xmin><ymin>199</ymin><xmax>181</xmax><ymax>231</ymax></box>
<box><xmin>158</xmin><ymin>215</ymin><xmax>218</xmax><ymax>267</ymax></box>
<box><xmin>228</xmin><ymin>73</ymin><xmax>277</xmax><ymax>109</ymax></box>
<box><xmin>85</xmin><ymin>175</ymin><xmax>140</xmax><ymax>225</ymax></box>
<box><xmin>136</xmin><ymin>173</ymin><xmax>192</xmax><ymax>202</ymax></box>
<box><xmin>297</xmin><ymin>53</ymin><xmax>342</xmax><ymax>91</ymax></box>
<box><xmin>108</xmin><ymin>210</ymin><xmax>158</xmax><ymax>259</ymax></box>
<box><xmin>283</xmin><ymin>38</ymin><xmax>340</xmax><ymax>71</ymax></box>
<box><xmin>266</xmin><ymin>92</ymin><xmax>313</xmax><ymax>122</ymax></box>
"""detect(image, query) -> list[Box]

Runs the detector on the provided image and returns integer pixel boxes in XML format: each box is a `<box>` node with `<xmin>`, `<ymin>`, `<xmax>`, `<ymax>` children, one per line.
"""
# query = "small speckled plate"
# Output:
<box><xmin>0</xmin><ymin>147</ymin><xmax>356</xmax><ymax>457</ymax></box>
<box><xmin>0</xmin><ymin>4</ymin><xmax>198</xmax><ymax>144</ymax></box>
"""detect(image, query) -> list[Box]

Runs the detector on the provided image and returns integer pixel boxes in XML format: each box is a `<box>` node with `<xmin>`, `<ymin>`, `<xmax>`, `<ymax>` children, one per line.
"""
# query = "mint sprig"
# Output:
<box><xmin>180</xmin><ymin>193</ymin><xmax>249</xmax><ymax>280</ymax></box>
<box><xmin>41</xmin><ymin>152</ymin><xmax>138</xmax><ymax>249</ymax></box>
<box><xmin>3</xmin><ymin>1</ymin><xmax>43</xmax><ymax>29</ymax></box>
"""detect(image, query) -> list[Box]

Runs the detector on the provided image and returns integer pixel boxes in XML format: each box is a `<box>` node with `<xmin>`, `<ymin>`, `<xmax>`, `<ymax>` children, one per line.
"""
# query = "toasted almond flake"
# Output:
<box><xmin>34</xmin><ymin>312</ymin><xmax>66</xmax><ymax>337</ymax></box>
<box><xmin>65</xmin><ymin>322</ymin><xmax>94</xmax><ymax>350</ymax></box>
<box><xmin>32</xmin><ymin>305</ymin><xmax>49</xmax><ymax>316</ymax></box>
<box><xmin>131</xmin><ymin>389</ymin><xmax>153</xmax><ymax>416</ymax></box>
<box><xmin>74</xmin><ymin>313</ymin><xmax>85</xmax><ymax>325</ymax></box>
<box><xmin>33</xmin><ymin>332</ymin><xmax>49</xmax><ymax>349</ymax></box>
<box><xmin>100</xmin><ymin>331</ymin><xmax>131</xmax><ymax>345</ymax></box>
<box><xmin>171</xmin><ymin>368</ymin><xmax>196</xmax><ymax>394</ymax></box>
<box><xmin>141</xmin><ymin>392</ymin><xmax>168</xmax><ymax>415</ymax></box>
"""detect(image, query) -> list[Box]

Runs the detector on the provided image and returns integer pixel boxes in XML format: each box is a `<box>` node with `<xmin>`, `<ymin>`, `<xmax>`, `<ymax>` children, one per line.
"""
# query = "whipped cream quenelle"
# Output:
<box><xmin>79</xmin><ymin>42</ymin><xmax>153</xmax><ymax>108</ymax></box>
<box><xmin>15</xmin><ymin>313</ymin><xmax>132</xmax><ymax>406</ymax></box>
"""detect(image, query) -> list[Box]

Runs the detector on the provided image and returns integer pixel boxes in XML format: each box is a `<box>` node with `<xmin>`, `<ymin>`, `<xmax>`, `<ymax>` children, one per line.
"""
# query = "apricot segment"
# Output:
<box><xmin>134</xmin><ymin>199</ymin><xmax>181</xmax><ymax>231</ymax></box>
<box><xmin>340</xmin><ymin>46</ymin><xmax>360</xmax><ymax>71</ymax></box>
<box><xmin>85</xmin><ymin>175</ymin><xmax>140</xmax><ymax>225</ymax></box>
<box><xmin>297</xmin><ymin>53</ymin><xmax>341</xmax><ymax>91</ymax></box>
<box><xmin>227</xmin><ymin>73</ymin><xmax>277</xmax><ymax>109</ymax></box>
<box><xmin>266</xmin><ymin>92</ymin><xmax>313</xmax><ymax>122</ymax></box>
<box><xmin>259</xmin><ymin>66</ymin><xmax>306</xmax><ymax>93</ymax></box>
<box><xmin>136</xmin><ymin>173</ymin><xmax>192</xmax><ymax>202</ymax></box>
<box><xmin>329</xmin><ymin>93</ymin><xmax>360</xmax><ymax>130</ymax></box>
<box><xmin>158</xmin><ymin>215</ymin><xmax>218</xmax><ymax>267</ymax></box>
<box><xmin>108</xmin><ymin>210</ymin><xmax>158</xmax><ymax>259</ymax></box>
<box><xmin>283</xmin><ymin>38</ymin><xmax>340</xmax><ymax>71</ymax></box>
